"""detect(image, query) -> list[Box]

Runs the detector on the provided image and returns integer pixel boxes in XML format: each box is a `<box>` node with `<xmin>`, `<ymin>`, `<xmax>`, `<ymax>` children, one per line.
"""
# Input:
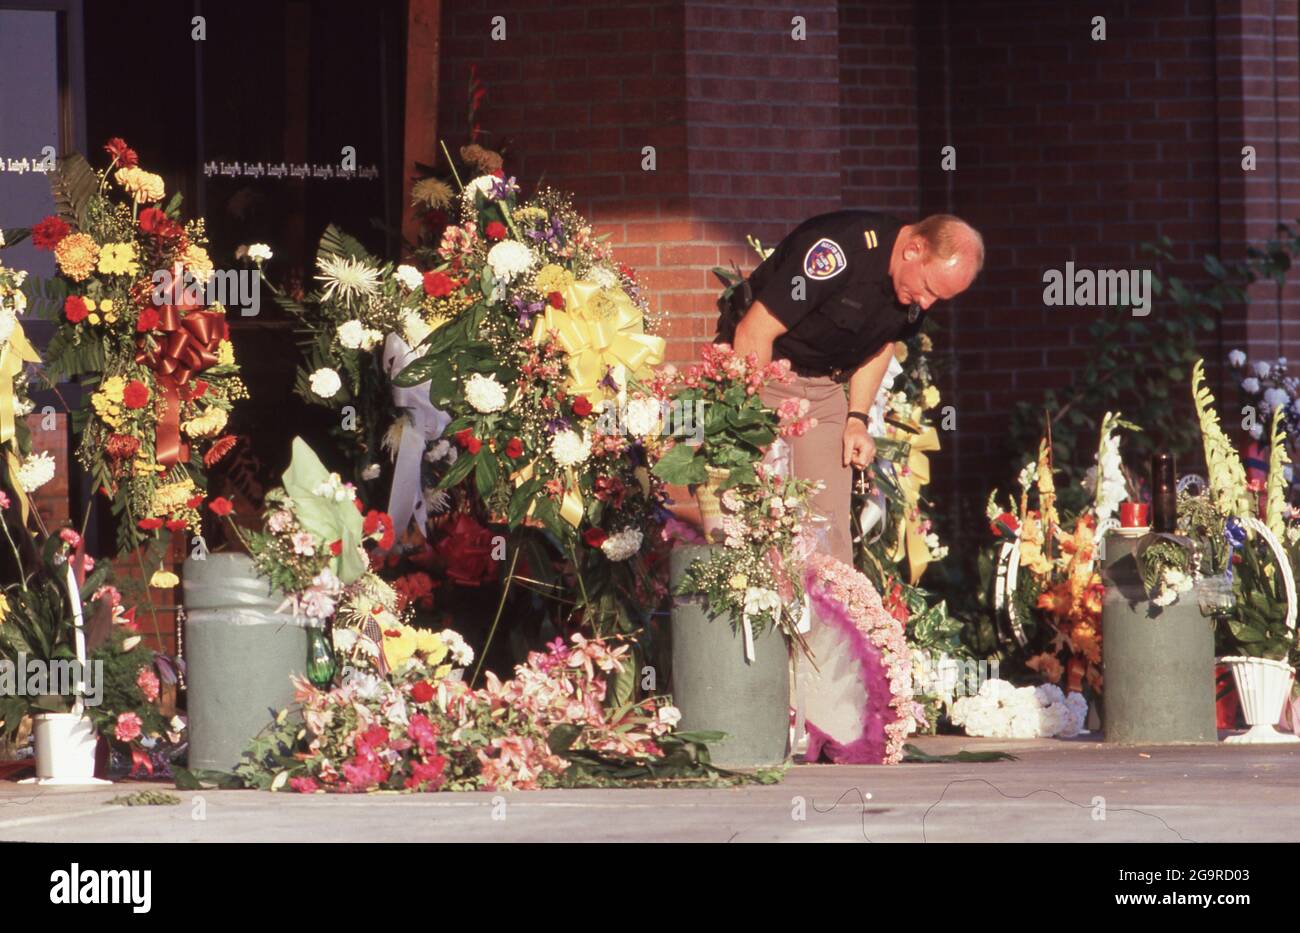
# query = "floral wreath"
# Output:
<box><xmin>803</xmin><ymin>552</ymin><xmax>913</xmax><ymax>764</ymax></box>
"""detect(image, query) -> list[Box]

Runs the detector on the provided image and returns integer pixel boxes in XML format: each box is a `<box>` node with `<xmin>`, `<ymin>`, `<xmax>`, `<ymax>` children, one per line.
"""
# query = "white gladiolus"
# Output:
<box><xmin>394</xmin><ymin>264</ymin><xmax>424</xmax><ymax>291</ymax></box>
<box><xmin>550</xmin><ymin>429</ymin><xmax>590</xmax><ymax>467</ymax></box>
<box><xmin>464</xmin><ymin>373</ymin><xmax>508</xmax><ymax>413</ymax></box>
<box><xmin>486</xmin><ymin>240</ymin><xmax>535</xmax><ymax>281</ymax></box>
<box><xmin>1228</xmin><ymin>349</ymin><xmax>1247</xmax><ymax>367</ymax></box>
<box><xmin>309</xmin><ymin>367</ymin><xmax>342</xmax><ymax>399</ymax></box>
<box><xmin>16</xmin><ymin>450</ymin><xmax>56</xmax><ymax>492</ymax></box>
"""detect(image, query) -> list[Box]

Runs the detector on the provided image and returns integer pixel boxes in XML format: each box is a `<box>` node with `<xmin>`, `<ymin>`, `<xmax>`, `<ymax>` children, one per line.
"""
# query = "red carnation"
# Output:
<box><xmin>135</xmin><ymin>307</ymin><xmax>160</xmax><ymax>332</ymax></box>
<box><xmin>571</xmin><ymin>395</ymin><xmax>593</xmax><ymax>418</ymax></box>
<box><xmin>465</xmin><ymin>436</ymin><xmax>482</xmax><ymax>454</ymax></box>
<box><xmin>547</xmin><ymin>291</ymin><xmax>565</xmax><ymax>309</ymax></box>
<box><xmin>103</xmin><ymin>137</ymin><xmax>138</xmax><ymax>168</ymax></box>
<box><xmin>122</xmin><ymin>380</ymin><xmax>150</xmax><ymax>409</ymax></box>
<box><xmin>208</xmin><ymin>497</ymin><xmax>234</xmax><ymax>517</ymax></box>
<box><xmin>329</xmin><ymin>539</ymin><xmax>343</xmax><ymax>556</ymax></box>
<box><xmin>32</xmin><ymin>216</ymin><xmax>70</xmax><ymax>251</ymax></box>
<box><xmin>185</xmin><ymin>494</ymin><xmax>204</xmax><ymax>509</ymax></box>
<box><xmin>485</xmin><ymin>221</ymin><xmax>507</xmax><ymax>241</ymax></box>
<box><xmin>165</xmin><ymin>519</ymin><xmax>188</xmax><ymax>534</ymax></box>
<box><xmin>138</xmin><ymin>207</ymin><xmax>166</xmax><ymax>234</ymax></box>
<box><xmin>423</xmin><ymin>271</ymin><xmax>454</xmax><ymax>298</ymax></box>
<box><xmin>64</xmin><ymin>295</ymin><xmax>90</xmax><ymax>323</ymax></box>
<box><xmin>364</xmin><ymin>510</ymin><xmax>395</xmax><ymax>550</ymax></box>
<box><xmin>505</xmin><ymin>437</ymin><xmax>524</xmax><ymax>459</ymax></box>
<box><xmin>454</xmin><ymin>428</ymin><xmax>481</xmax><ymax>454</ymax></box>
<box><xmin>410</xmin><ymin>681</ymin><xmax>435</xmax><ymax>703</ymax></box>
<box><xmin>582</xmin><ymin>527</ymin><xmax>608</xmax><ymax>548</ymax></box>
<box><xmin>137</xmin><ymin>518</ymin><xmax>165</xmax><ymax>531</ymax></box>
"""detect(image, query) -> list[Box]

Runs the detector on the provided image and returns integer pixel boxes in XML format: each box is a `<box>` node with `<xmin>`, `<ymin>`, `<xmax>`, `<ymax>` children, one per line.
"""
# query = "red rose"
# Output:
<box><xmin>583</xmin><ymin>527</ymin><xmax>608</xmax><ymax>548</ymax></box>
<box><xmin>33</xmin><ymin>216</ymin><xmax>70</xmax><ymax>251</ymax></box>
<box><xmin>122</xmin><ymin>380</ymin><xmax>150</xmax><ymax>409</ymax></box>
<box><xmin>423</xmin><ymin>271</ymin><xmax>454</xmax><ymax>298</ymax></box>
<box><xmin>454</xmin><ymin>428</ymin><xmax>482</xmax><ymax>454</ymax></box>
<box><xmin>165</xmin><ymin>519</ymin><xmax>188</xmax><ymax>534</ymax></box>
<box><xmin>208</xmin><ymin>497</ymin><xmax>234</xmax><ymax>517</ymax></box>
<box><xmin>547</xmin><ymin>291</ymin><xmax>565</xmax><ymax>309</ymax></box>
<box><xmin>485</xmin><ymin>221</ymin><xmax>507</xmax><ymax>241</ymax></box>
<box><xmin>138</xmin><ymin>207</ymin><xmax>166</xmax><ymax>234</ymax></box>
<box><xmin>433</xmin><ymin>513</ymin><xmax>500</xmax><ymax>587</ymax></box>
<box><xmin>64</xmin><ymin>296</ymin><xmax>90</xmax><ymax>323</ymax></box>
<box><xmin>329</xmin><ymin>539</ymin><xmax>343</xmax><ymax>556</ymax></box>
<box><xmin>571</xmin><ymin>396</ymin><xmax>593</xmax><ymax>417</ymax></box>
<box><xmin>135</xmin><ymin>307</ymin><xmax>160</xmax><ymax>332</ymax></box>
<box><xmin>410</xmin><ymin>681</ymin><xmax>435</xmax><ymax>703</ymax></box>
<box><xmin>103</xmin><ymin>137</ymin><xmax>138</xmax><ymax>168</ymax></box>
<box><xmin>505</xmin><ymin>437</ymin><xmax>524</xmax><ymax>459</ymax></box>
<box><xmin>137</xmin><ymin>518</ymin><xmax>165</xmax><ymax>531</ymax></box>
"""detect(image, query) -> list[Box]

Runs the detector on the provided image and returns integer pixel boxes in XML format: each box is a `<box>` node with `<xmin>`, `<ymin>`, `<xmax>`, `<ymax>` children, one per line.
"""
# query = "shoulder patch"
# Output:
<box><xmin>863</xmin><ymin>229</ymin><xmax>879</xmax><ymax>249</ymax></box>
<box><xmin>802</xmin><ymin>238</ymin><xmax>847</xmax><ymax>280</ymax></box>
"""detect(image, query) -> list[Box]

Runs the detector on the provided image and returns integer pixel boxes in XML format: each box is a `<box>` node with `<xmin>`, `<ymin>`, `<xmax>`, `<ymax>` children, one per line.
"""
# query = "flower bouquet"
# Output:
<box><xmin>0</xmin><ymin>248</ymin><xmax>42</xmax><ymax>505</ymax></box>
<box><xmin>36</xmin><ymin>139</ymin><xmax>245</xmax><ymax>555</ymax></box>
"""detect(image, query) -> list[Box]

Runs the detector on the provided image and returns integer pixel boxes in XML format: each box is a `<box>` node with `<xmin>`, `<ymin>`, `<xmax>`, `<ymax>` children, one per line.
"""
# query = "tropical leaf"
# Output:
<box><xmin>49</xmin><ymin>154</ymin><xmax>98</xmax><ymax>230</ymax></box>
<box><xmin>317</xmin><ymin>224</ymin><xmax>371</xmax><ymax>262</ymax></box>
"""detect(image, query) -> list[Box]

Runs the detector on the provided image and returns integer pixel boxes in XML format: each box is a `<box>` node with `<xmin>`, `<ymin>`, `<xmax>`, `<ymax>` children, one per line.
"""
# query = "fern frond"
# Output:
<box><xmin>49</xmin><ymin>154</ymin><xmax>99</xmax><ymax>230</ymax></box>
<box><xmin>1190</xmin><ymin>358</ymin><xmax>1252</xmax><ymax>517</ymax></box>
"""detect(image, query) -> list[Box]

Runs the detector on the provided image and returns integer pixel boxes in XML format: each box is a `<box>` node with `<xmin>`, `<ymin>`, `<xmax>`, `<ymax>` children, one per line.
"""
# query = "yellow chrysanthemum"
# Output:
<box><xmin>414</xmin><ymin>629</ymin><xmax>448</xmax><ymax>666</ymax></box>
<box><xmin>410</xmin><ymin>177</ymin><xmax>454</xmax><ymax>211</ymax></box>
<box><xmin>54</xmin><ymin>233</ymin><xmax>100</xmax><ymax>282</ymax></box>
<box><xmin>216</xmin><ymin>340</ymin><xmax>234</xmax><ymax>366</ymax></box>
<box><xmin>182</xmin><ymin>406</ymin><xmax>228</xmax><ymax>438</ymax></box>
<box><xmin>97</xmin><ymin>242</ymin><xmax>140</xmax><ymax>277</ymax></box>
<box><xmin>729</xmin><ymin>573</ymin><xmax>748</xmax><ymax>590</ymax></box>
<box><xmin>922</xmin><ymin>385</ymin><xmax>940</xmax><ymax>409</ymax></box>
<box><xmin>151</xmin><ymin>479</ymin><xmax>197</xmax><ymax>515</ymax></box>
<box><xmin>533</xmin><ymin>263</ymin><xmax>575</xmax><ymax>295</ymax></box>
<box><xmin>91</xmin><ymin>376</ymin><xmax>126</xmax><ymax>427</ymax></box>
<box><xmin>133</xmin><ymin>458</ymin><xmax>164</xmax><ymax>476</ymax></box>
<box><xmin>383</xmin><ymin>624</ymin><xmax>419</xmax><ymax>671</ymax></box>
<box><xmin>149</xmin><ymin>569</ymin><xmax>180</xmax><ymax>589</ymax></box>
<box><xmin>180</xmin><ymin>244</ymin><xmax>213</xmax><ymax>280</ymax></box>
<box><xmin>115</xmin><ymin>166</ymin><xmax>165</xmax><ymax>204</ymax></box>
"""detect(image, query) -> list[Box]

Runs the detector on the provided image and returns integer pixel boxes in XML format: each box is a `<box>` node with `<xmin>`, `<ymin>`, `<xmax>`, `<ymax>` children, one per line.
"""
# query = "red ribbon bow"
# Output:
<box><xmin>134</xmin><ymin>306</ymin><xmax>228</xmax><ymax>466</ymax></box>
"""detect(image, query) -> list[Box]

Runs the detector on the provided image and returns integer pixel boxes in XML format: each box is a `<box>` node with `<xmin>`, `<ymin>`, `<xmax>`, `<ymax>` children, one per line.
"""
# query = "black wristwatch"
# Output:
<box><xmin>847</xmin><ymin>411</ymin><xmax>871</xmax><ymax>428</ymax></box>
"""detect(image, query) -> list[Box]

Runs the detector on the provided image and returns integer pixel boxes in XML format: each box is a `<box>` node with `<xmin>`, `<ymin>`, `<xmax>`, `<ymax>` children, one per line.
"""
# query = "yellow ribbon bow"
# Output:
<box><xmin>511</xmin><ymin>461</ymin><xmax>585</xmax><ymax>528</ymax></box>
<box><xmin>530</xmin><ymin>280</ymin><xmax>665</xmax><ymax>401</ymax></box>
<box><xmin>0</xmin><ymin>320</ymin><xmax>40</xmax><ymax>525</ymax></box>
<box><xmin>887</xmin><ymin>424</ymin><xmax>941</xmax><ymax>584</ymax></box>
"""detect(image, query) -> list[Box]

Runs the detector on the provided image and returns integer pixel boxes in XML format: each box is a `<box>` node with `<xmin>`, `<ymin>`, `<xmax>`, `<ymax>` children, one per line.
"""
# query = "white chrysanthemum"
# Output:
<box><xmin>600</xmin><ymin>527</ymin><xmax>643</xmax><ymax>561</ymax></box>
<box><xmin>247</xmin><ymin>243</ymin><xmax>273</xmax><ymax>263</ymax></box>
<box><xmin>1228</xmin><ymin>349</ymin><xmax>1247</xmax><ymax>368</ymax></box>
<box><xmin>486</xmin><ymin>240</ymin><xmax>535</xmax><ymax>282</ymax></box>
<box><xmin>464</xmin><ymin>372</ymin><xmax>508</xmax><ymax>413</ymax></box>
<box><xmin>462</xmin><ymin>175</ymin><xmax>498</xmax><ymax>205</ymax></box>
<box><xmin>401</xmin><ymin>309</ymin><xmax>432</xmax><ymax>348</ymax></box>
<box><xmin>1253</xmin><ymin>361</ymin><xmax>1271</xmax><ymax>379</ymax></box>
<box><xmin>1241</xmin><ymin>376</ymin><xmax>1261</xmax><ymax>394</ymax></box>
<box><xmin>441</xmin><ymin>629</ymin><xmax>474</xmax><ymax>666</ymax></box>
<box><xmin>309</xmin><ymin>367</ymin><xmax>342</xmax><ymax>399</ymax></box>
<box><xmin>588</xmin><ymin>265</ymin><xmax>618</xmax><ymax>288</ymax></box>
<box><xmin>16</xmin><ymin>450</ymin><xmax>55</xmax><ymax>492</ymax></box>
<box><xmin>622</xmin><ymin>397</ymin><xmax>661</xmax><ymax>438</ymax></box>
<box><xmin>315</xmin><ymin>253</ymin><xmax>381</xmax><ymax>304</ymax></box>
<box><xmin>394</xmin><ymin>264</ymin><xmax>423</xmax><ymax>291</ymax></box>
<box><xmin>550</xmin><ymin>429</ymin><xmax>590</xmax><ymax>467</ymax></box>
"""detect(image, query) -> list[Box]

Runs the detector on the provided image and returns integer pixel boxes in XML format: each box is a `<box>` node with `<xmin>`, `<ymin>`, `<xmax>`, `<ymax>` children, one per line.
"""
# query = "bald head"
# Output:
<box><xmin>889</xmin><ymin>214</ymin><xmax>983</xmax><ymax>309</ymax></box>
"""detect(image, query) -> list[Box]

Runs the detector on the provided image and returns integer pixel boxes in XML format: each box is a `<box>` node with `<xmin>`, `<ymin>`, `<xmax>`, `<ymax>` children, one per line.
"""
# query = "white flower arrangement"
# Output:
<box><xmin>309</xmin><ymin>367</ymin><xmax>342</xmax><ymax>399</ymax></box>
<box><xmin>464</xmin><ymin>372</ymin><xmax>508</xmax><ymax>413</ymax></box>
<box><xmin>16</xmin><ymin>450</ymin><xmax>56</xmax><ymax>493</ymax></box>
<box><xmin>337</xmin><ymin>319</ymin><xmax>382</xmax><ymax>351</ymax></box>
<box><xmin>950</xmin><ymin>679</ymin><xmax>1088</xmax><ymax>739</ymax></box>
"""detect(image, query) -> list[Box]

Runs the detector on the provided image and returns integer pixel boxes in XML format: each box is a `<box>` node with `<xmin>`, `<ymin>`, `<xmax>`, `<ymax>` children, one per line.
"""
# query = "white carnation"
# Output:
<box><xmin>16</xmin><ymin>450</ymin><xmax>55</xmax><ymax>492</ymax></box>
<box><xmin>550</xmin><ymin>429</ymin><xmax>590</xmax><ymax>467</ymax></box>
<box><xmin>309</xmin><ymin>367</ymin><xmax>342</xmax><ymax>399</ymax></box>
<box><xmin>462</xmin><ymin>175</ymin><xmax>498</xmax><ymax>204</ymax></box>
<box><xmin>464</xmin><ymin>372</ymin><xmax>508</xmax><ymax>413</ymax></box>
<box><xmin>401</xmin><ymin>309</ymin><xmax>432</xmax><ymax>348</ymax></box>
<box><xmin>600</xmin><ymin>527</ymin><xmax>643</xmax><ymax>561</ymax></box>
<box><xmin>1228</xmin><ymin>349</ymin><xmax>1247</xmax><ymax>368</ymax></box>
<box><xmin>622</xmin><ymin>397</ymin><xmax>662</xmax><ymax>438</ymax></box>
<box><xmin>337</xmin><ymin>319</ymin><xmax>367</xmax><ymax>349</ymax></box>
<box><xmin>247</xmin><ymin>243</ymin><xmax>273</xmax><ymax>263</ymax></box>
<box><xmin>486</xmin><ymin>240</ymin><xmax>535</xmax><ymax>282</ymax></box>
<box><xmin>395</xmin><ymin>264</ymin><xmax>423</xmax><ymax>291</ymax></box>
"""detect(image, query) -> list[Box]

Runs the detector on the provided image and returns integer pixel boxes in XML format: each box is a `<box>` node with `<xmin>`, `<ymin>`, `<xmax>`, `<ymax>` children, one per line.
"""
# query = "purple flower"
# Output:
<box><xmin>489</xmin><ymin>175</ymin><xmax>520</xmax><ymax>200</ymax></box>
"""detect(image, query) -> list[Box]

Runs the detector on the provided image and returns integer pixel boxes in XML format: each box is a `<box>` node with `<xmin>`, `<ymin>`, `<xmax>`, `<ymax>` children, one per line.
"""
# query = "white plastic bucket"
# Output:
<box><xmin>33</xmin><ymin>713</ymin><xmax>98</xmax><ymax>782</ymax></box>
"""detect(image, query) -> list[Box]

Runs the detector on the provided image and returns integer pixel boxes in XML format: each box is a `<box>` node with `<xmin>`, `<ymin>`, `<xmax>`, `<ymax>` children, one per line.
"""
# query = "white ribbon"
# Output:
<box><xmin>741</xmin><ymin>614</ymin><xmax>756</xmax><ymax>664</ymax></box>
<box><xmin>64</xmin><ymin>565</ymin><xmax>87</xmax><ymax>719</ymax></box>
<box><xmin>383</xmin><ymin>333</ymin><xmax>451</xmax><ymax>542</ymax></box>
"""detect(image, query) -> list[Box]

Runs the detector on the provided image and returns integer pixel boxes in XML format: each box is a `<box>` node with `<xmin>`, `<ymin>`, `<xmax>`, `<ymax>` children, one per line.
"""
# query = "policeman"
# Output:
<box><xmin>717</xmin><ymin>211</ymin><xmax>983</xmax><ymax>565</ymax></box>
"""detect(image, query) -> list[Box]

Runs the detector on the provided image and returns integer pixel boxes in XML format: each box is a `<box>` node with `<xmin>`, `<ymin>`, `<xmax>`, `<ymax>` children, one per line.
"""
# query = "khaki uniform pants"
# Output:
<box><xmin>761</xmin><ymin>375</ymin><xmax>853</xmax><ymax>566</ymax></box>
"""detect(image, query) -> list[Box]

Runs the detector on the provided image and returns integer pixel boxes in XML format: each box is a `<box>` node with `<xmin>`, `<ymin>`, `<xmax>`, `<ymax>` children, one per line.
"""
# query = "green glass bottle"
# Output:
<box><xmin>305</xmin><ymin>625</ymin><xmax>337</xmax><ymax>688</ymax></box>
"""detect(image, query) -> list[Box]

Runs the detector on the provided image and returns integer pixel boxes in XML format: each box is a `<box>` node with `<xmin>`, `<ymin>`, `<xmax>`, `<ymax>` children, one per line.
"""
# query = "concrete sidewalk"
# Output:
<box><xmin>2</xmin><ymin>734</ymin><xmax>1297</xmax><ymax>842</ymax></box>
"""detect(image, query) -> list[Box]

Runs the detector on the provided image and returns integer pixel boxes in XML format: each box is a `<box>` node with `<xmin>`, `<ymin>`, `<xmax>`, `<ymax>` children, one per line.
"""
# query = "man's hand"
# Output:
<box><xmin>843</xmin><ymin>419</ymin><xmax>876</xmax><ymax>469</ymax></box>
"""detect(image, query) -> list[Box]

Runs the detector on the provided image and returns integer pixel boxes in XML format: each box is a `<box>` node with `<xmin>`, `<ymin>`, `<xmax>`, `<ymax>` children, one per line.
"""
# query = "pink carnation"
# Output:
<box><xmin>289</xmin><ymin>776</ymin><xmax>320</xmax><ymax>794</ymax></box>
<box><xmin>114</xmin><ymin>711</ymin><xmax>143</xmax><ymax>744</ymax></box>
<box><xmin>136</xmin><ymin>667</ymin><xmax>160</xmax><ymax>703</ymax></box>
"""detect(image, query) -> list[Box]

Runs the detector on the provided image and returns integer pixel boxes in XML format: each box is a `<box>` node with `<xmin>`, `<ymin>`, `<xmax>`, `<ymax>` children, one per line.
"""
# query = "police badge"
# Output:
<box><xmin>802</xmin><ymin>237</ymin><xmax>847</xmax><ymax>280</ymax></box>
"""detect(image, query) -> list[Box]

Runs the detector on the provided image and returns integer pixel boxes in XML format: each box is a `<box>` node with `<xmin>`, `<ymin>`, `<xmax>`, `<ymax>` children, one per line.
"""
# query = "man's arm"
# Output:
<box><xmin>843</xmin><ymin>342</ymin><xmax>894</xmax><ymax>468</ymax></box>
<box><xmin>732</xmin><ymin>300</ymin><xmax>788</xmax><ymax>366</ymax></box>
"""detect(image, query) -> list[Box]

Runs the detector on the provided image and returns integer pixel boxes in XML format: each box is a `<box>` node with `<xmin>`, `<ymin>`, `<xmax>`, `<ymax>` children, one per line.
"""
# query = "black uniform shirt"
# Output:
<box><xmin>717</xmin><ymin>210</ymin><xmax>923</xmax><ymax>379</ymax></box>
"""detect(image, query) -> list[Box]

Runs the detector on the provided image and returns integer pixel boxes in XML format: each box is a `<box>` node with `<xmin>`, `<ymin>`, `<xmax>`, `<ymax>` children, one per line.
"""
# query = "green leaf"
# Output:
<box><xmin>650</xmin><ymin>441</ymin><xmax>705</xmax><ymax>485</ymax></box>
<box><xmin>439</xmin><ymin>448</ymin><xmax>478</xmax><ymax>489</ymax></box>
<box><xmin>474</xmin><ymin>452</ymin><xmax>499</xmax><ymax>499</ymax></box>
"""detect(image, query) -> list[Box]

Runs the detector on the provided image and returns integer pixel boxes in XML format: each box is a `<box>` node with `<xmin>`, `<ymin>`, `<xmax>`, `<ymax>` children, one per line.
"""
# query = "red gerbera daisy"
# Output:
<box><xmin>32</xmin><ymin>216</ymin><xmax>70</xmax><ymax>251</ymax></box>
